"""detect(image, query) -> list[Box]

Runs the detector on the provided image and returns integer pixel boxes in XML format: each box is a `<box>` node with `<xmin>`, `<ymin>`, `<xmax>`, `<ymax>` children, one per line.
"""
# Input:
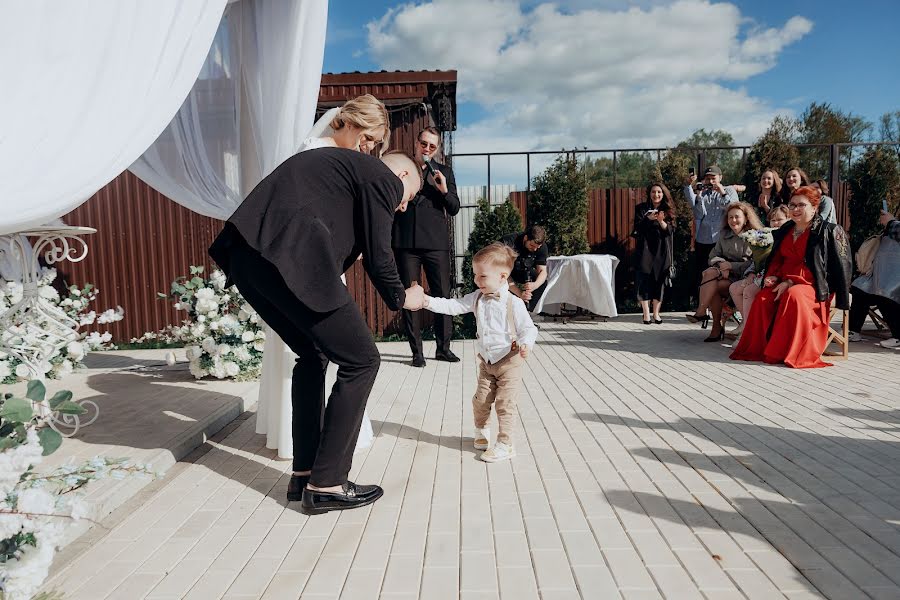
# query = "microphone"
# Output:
<box><xmin>422</xmin><ymin>155</ymin><xmax>438</xmax><ymax>179</ymax></box>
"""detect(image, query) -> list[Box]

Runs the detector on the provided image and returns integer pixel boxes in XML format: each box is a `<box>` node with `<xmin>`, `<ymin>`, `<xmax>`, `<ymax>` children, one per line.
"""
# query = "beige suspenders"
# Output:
<box><xmin>473</xmin><ymin>292</ymin><xmax>519</xmax><ymax>355</ymax></box>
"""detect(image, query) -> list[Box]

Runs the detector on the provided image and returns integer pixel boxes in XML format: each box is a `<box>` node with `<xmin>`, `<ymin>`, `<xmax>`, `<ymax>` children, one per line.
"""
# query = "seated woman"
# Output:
<box><xmin>730</xmin><ymin>186</ymin><xmax>851</xmax><ymax>368</ymax></box>
<box><xmin>727</xmin><ymin>205</ymin><xmax>790</xmax><ymax>340</ymax></box>
<box><xmin>631</xmin><ymin>183</ymin><xmax>675</xmax><ymax>324</ymax></box>
<box><xmin>687</xmin><ymin>201</ymin><xmax>761</xmax><ymax>341</ymax></box>
<box><xmin>849</xmin><ymin>209</ymin><xmax>899</xmax><ymax>348</ymax></box>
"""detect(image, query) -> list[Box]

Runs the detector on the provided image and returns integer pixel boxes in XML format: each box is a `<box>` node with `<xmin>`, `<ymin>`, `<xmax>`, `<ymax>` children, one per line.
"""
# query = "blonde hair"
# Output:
<box><xmin>721</xmin><ymin>201</ymin><xmax>764</xmax><ymax>232</ymax></box>
<box><xmin>767</xmin><ymin>204</ymin><xmax>790</xmax><ymax>223</ymax></box>
<box><xmin>329</xmin><ymin>94</ymin><xmax>390</xmax><ymax>156</ymax></box>
<box><xmin>473</xmin><ymin>242</ymin><xmax>517</xmax><ymax>271</ymax></box>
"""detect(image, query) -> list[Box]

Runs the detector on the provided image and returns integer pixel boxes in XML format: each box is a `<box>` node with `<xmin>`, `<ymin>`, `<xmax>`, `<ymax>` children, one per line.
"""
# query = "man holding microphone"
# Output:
<box><xmin>393</xmin><ymin>127</ymin><xmax>461</xmax><ymax>367</ymax></box>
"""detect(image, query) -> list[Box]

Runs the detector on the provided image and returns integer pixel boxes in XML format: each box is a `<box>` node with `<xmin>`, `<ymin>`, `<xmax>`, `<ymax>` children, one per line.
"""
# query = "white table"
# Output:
<box><xmin>532</xmin><ymin>254</ymin><xmax>620</xmax><ymax>317</ymax></box>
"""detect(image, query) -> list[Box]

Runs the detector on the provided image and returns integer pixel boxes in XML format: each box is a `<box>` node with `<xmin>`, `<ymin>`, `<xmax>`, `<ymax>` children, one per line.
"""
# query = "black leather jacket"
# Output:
<box><xmin>765</xmin><ymin>215</ymin><xmax>853</xmax><ymax>309</ymax></box>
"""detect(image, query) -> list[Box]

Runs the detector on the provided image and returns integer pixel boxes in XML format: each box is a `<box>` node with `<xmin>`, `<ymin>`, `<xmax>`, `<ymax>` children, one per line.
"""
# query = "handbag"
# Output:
<box><xmin>856</xmin><ymin>235</ymin><xmax>881</xmax><ymax>275</ymax></box>
<box><xmin>665</xmin><ymin>232</ymin><xmax>677</xmax><ymax>287</ymax></box>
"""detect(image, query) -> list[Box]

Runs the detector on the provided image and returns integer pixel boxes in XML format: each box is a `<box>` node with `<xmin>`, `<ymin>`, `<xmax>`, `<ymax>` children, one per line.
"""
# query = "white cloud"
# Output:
<box><xmin>367</xmin><ymin>0</ymin><xmax>812</xmax><ymax>158</ymax></box>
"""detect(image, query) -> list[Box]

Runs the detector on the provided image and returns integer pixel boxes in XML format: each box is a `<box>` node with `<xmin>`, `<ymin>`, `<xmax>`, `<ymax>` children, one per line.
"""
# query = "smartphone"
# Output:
<box><xmin>645</xmin><ymin>209</ymin><xmax>658</xmax><ymax>216</ymax></box>
<box><xmin>688</xmin><ymin>167</ymin><xmax>695</xmax><ymax>176</ymax></box>
<box><xmin>884</xmin><ymin>199</ymin><xmax>890</xmax><ymax>212</ymax></box>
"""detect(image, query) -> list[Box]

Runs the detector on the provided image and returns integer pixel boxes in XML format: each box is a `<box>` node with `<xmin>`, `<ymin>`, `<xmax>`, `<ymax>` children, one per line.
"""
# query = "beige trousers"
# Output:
<box><xmin>473</xmin><ymin>349</ymin><xmax>523</xmax><ymax>444</ymax></box>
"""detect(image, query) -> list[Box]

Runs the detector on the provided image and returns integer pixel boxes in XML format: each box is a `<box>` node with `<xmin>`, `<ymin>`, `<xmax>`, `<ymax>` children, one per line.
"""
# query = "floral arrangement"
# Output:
<box><xmin>154</xmin><ymin>266</ymin><xmax>264</xmax><ymax>381</ymax></box>
<box><xmin>0</xmin><ymin>382</ymin><xmax>155</xmax><ymax>600</ymax></box>
<box><xmin>739</xmin><ymin>227</ymin><xmax>775</xmax><ymax>247</ymax></box>
<box><xmin>0</xmin><ymin>269</ymin><xmax>122</xmax><ymax>384</ymax></box>
<box><xmin>739</xmin><ymin>227</ymin><xmax>776</xmax><ymax>274</ymax></box>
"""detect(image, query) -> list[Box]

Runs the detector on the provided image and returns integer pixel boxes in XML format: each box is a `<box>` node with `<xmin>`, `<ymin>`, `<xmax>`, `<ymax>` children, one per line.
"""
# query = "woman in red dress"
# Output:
<box><xmin>730</xmin><ymin>186</ymin><xmax>852</xmax><ymax>368</ymax></box>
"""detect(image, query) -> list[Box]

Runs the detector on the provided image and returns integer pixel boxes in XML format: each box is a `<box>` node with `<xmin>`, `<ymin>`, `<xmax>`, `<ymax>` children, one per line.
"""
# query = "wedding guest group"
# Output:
<box><xmin>631</xmin><ymin>183</ymin><xmax>675</xmax><ymax>324</ymax></box>
<box><xmin>502</xmin><ymin>224</ymin><xmax>549</xmax><ymax>312</ymax></box>
<box><xmin>422</xmin><ymin>242</ymin><xmax>539</xmax><ymax>462</ymax></box>
<box><xmin>393</xmin><ymin>126</ymin><xmax>461</xmax><ymax>368</ymax></box>
<box><xmin>730</xmin><ymin>186</ymin><xmax>852</xmax><ymax>368</ymax></box>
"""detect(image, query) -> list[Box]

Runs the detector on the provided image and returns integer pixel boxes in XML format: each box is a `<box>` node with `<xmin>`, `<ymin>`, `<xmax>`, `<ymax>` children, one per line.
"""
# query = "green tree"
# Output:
<box><xmin>741</xmin><ymin>116</ymin><xmax>801</xmax><ymax>203</ymax></box>
<box><xmin>528</xmin><ymin>156</ymin><xmax>589</xmax><ymax>256</ymax></box>
<box><xmin>582</xmin><ymin>151</ymin><xmax>656</xmax><ymax>188</ymax></box>
<box><xmin>461</xmin><ymin>198</ymin><xmax>524</xmax><ymax>295</ymax></box>
<box><xmin>879</xmin><ymin>110</ymin><xmax>900</xmax><ymax>161</ymax></box>
<box><xmin>798</xmin><ymin>102</ymin><xmax>872</xmax><ymax>179</ymax></box>
<box><xmin>848</xmin><ymin>146</ymin><xmax>900</xmax><ymax>251</ymax></box>
<box><xmin>674</xmin><ymin>129</ymin><xmax>742</xmax><ymax>183</ymax></box>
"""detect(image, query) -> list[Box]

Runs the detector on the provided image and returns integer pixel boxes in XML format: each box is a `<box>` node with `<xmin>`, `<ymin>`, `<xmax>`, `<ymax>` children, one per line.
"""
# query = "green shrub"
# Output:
<box><xmin>848</xmin><ymin>146</ymin><xmax>900</xmax><ymax>251</ymax></box>
<box><xmin>527</xmin><ymin>156</ymin><xmax>589</xmax><ymax>256</ymax></box>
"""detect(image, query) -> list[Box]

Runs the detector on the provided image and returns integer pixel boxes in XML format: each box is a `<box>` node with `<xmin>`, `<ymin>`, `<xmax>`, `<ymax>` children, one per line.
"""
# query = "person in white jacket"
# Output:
<box><xmin>422</xmin><ymin>242</ymin><xmax>538</xmax><ymax>462</ymax></box>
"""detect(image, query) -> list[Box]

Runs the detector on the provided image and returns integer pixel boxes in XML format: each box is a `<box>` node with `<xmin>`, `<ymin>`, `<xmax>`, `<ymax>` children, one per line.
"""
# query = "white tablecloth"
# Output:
<box><xmin>532</xmin><ymin>254</ymin><xmax>619</xmax><ymax>317</ymax></box>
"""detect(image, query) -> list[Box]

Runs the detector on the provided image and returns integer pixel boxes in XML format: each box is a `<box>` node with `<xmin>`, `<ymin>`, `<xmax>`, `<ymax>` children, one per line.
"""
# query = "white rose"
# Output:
<box><xmin>201</xmin><ymin>337</ymin><xmax>216</xmax><ymax>354</ymax></box>
<box><xmin>39</xmin><ymin>285</ymin><xmax>60</xmax><ymax>301</ymax></box>
<box><xmin>0</xmin><ymin>360</ymin><xmax>11</xmax><ymax>378</ymax></box>
<box><xmin>217</xmin><ymin>344</ymin><xmax>232</xmax><ymax>356</ymax></box>
<box><xmin>197</xmin><ymin>314</ymin><xmax>207</xmax><ymax>323</ymax></box>
<box><xmin>241</xmin><ymin>331</ymin><xmax>255</xmax><ymax>342</ymax></box>
<box><xmin>66</xmin><ymin>341</ymin><xmax>85</xmax><ymax>361</ymax></box>
<box><xmin>253</xmin><ymin>341</ymin><xmax>265</xmax><ymax>352</ymax></box>
<box><xmin>15</xmin><ymin>363</ymin><xmax>31</xmax><ymax>378</ymax></box>
<box><xmin>224</xmin><ymin>361</ymin><xmax>240</xmax><ymax>377</ymax></box>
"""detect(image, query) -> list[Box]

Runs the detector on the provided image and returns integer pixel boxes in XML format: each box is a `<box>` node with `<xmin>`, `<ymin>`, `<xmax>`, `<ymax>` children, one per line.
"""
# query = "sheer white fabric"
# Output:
<box><xmin>255</xmin><ymin>133</ymin><xmax>375</xmax><ymax>459</ymax></box>
<box><xmin>130</xmin><ymin>0</ymin><xmax>329</xmax><ymax>218</ymax></box>
<box><xmin>0</xmin><ymin>0</ymin><xmax>227</xmax><ymax>235</ymax></box>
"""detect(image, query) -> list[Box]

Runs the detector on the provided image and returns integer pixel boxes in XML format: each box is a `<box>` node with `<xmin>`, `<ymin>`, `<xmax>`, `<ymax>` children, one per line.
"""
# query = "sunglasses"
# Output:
<box><xmin>418</xmin><ymin>140</ymin><xmax>439</xmax><ymax>151</ymax></box>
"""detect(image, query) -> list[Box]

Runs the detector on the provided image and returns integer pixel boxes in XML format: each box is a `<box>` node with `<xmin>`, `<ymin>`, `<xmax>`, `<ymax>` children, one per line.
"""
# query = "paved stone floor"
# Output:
<box><xmin>41</xmin><ymin>316</ymin><xmax>900</xmax><ymax>599</ymax></box>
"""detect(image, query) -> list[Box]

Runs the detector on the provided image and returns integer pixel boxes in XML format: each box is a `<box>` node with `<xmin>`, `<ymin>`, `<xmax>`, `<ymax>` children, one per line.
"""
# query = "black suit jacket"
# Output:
<box><xmin>392</xmin><ymin>160</ymin><xmax>460</xmax><ymax>250</ymax></box>
<box><xmin>209</xmin><ymin>147</ymin><xmax>406</xmax><ymax>313</ymax></box>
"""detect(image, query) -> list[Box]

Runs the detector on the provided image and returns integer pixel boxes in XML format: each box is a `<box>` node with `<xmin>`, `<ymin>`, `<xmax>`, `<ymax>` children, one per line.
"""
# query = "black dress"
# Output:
<box><xmin>631</xmin><ymin>202</ymin><xmax>673</xmax><ymax>302</ymax></box>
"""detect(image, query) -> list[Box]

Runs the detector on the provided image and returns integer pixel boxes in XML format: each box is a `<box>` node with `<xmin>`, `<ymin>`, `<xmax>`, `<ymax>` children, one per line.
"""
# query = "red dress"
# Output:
<box><xmin>730</xmin><ymin>229</ymin><xmax>832</xmax><ymax>368</ymax></box>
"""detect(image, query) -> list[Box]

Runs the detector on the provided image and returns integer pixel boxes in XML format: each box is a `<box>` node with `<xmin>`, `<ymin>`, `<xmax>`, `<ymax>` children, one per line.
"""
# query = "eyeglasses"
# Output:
<box><xmin>787</xmin><ymin>202</ymin><xmax>810</xmax><ymax>211</ymax></box>
<box><xmin>418</xmin><ymin>140</ymin><xmax>439</xmax><ymax>151</ymax></box>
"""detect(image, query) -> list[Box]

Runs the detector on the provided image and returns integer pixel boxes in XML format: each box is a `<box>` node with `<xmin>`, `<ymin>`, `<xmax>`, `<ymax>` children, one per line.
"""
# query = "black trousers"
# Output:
<box><xmin>850</xmin><ymin>286</ymin><xmax>900</xmax><ymax>338</ymax></box>
<box><xmin>227</xmin><ymin>243</ymin><xmax>379</xmax><ymax>487</ymax></box>
<box><xmin>694</xmin><ymin>242</ymin><xmax>715</xmax><ymax>301</ymax></box>
<box><xmin>394</xmin><ymin>248</ymin><xmax>452</xmax><ymax>357</ymax></box>
<box><xmin>509</xmin><ymin>278</ymin><xmax>547</xmax><ymax>312</ymax></box>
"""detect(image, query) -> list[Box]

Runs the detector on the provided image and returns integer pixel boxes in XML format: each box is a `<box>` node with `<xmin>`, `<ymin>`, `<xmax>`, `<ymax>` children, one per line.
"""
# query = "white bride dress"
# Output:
<box><xmin>255</xmin><ymin>111</ymin><xmax>375</xmax><ymax>459</ymax></box>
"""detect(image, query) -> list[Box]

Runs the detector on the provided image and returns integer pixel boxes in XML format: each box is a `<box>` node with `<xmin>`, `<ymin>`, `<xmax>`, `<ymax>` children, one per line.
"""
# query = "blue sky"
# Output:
<box><xmin>323</xmin><ymin>0</ymin><xmax>899</xmax><ymax>157</ymax></box>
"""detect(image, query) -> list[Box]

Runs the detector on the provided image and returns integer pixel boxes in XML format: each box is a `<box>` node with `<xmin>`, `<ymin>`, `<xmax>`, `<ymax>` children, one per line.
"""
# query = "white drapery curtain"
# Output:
<box><xmin>0</xmin><ymin>0</ymin><xmax>228</xmax><ymax>236</ymax></box>
<box><xmin>130</xmin><ymin>0</ymin><xmax>329</xmax><ymax>219</ymax></box>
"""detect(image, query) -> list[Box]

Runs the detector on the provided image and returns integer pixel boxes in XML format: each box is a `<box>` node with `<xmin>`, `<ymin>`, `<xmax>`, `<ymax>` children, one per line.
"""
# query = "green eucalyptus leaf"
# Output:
<box><xmin>38</xmin><ymin>428</ymin><xmax>63</xmax><ymax>456</ymax></box>
<box><xmin>48</xmin><ymin>390</ymin><xmax>73</xmax><ymax>410</ymax></box>
<box><xmin>0</xmin><ymin>437</ymin><xmax>19</xmax><ymax>451</ymax></box>
<box><xmin>1</xmin><ymin>397</ymin><xmax>34</xmax><ymax>422</ymax></box>
<box><xmin>191</xmin><ymin>277</ymin><xmax>204</xmax><ymax>287</ymax></box>
<box><xmin>26</xmin><ymin>380</ymin><xmax>46</xmax><ymax>402</ymax></box>
<box><xmin>55</xmin><ymin>401</ymin><xmax>87</xmax><ymax>416</ymax></box>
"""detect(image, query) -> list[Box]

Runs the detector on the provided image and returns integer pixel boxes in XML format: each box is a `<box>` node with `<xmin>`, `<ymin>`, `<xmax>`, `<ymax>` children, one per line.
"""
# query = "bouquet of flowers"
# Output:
<box><xmin>0</xmin><ymin>382</ymin><xmax>155</xmax><ymax>600</ymax></box>
<box><xmin>155</xmin><ymin>266</ymin><xmax>264</xmax><ymax>381</ymax></box>
<box><xmin>739</xmin><ymin>227</ymin><xmax>776</xmax><ymax>274</ymax></box>
<box><xmin>0</xmin><ymin>269</ymin><xmax>122</xmax><ymax>384</ymax></box>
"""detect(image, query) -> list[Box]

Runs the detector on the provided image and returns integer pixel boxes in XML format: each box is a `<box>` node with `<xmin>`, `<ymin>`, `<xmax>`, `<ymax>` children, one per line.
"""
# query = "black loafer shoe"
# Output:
<box><xmin>411</xmin><ymin>355</ymin><xmax>426</xmax><ymax>367</ymax></box>
<box><xmin>434</xmin><ymin>350</ymin><xmax>460</xmax><ymax>362</ymax></box>
<box><xmin>300</xmin><ymin>481</ymin><xmax>384</xmax><ymax>515</ymax></box>
<box><xmin>287</xmin><ymin>474</ymin><xmax>309</xmax><ymax>502</ymax></box>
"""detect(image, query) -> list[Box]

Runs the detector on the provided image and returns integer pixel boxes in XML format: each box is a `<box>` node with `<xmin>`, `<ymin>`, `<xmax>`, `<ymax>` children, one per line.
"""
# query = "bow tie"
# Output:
<box><xmin>482</xmin><ymin>290</ymin><xmax>502</xmax><ymax>300</ymax></box>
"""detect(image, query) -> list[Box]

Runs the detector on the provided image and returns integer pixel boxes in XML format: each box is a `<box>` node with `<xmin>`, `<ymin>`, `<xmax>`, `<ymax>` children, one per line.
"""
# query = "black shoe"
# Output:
<box><xmin>412</xmin><ymin>355</ymin><xmax>426</xmax><ymax>367</ymax></box>
<box><xmin>300</xmin><ymin>481</ymin><xmax>384</xmax><ymax>515</ymax></box>
<box><xmin>653</xmin><ymin>318</ymin><xmax>663</xmax><ymax>324</ymax></box>
<box><xmin>287</xmin><ymin>474</ymin><xmax>310</xmax><ymax>502</ymax></box>
<box><xmin>434</xmin><ymin>349</ymin><xmax>460</xmax><ymax>362</ymax></box>
<box><xmin>643</xmin><ymin>319</ymin><xmax>651</xmax><ymax>325</ymax></box>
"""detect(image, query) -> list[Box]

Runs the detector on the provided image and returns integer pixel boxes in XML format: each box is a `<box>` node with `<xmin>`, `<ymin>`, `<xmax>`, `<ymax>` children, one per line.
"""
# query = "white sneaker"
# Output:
<box><xmin>879</xmin><ymin>338</ymin><xmax>900</xmax><ymax>349</ymax></box>
<box><xmin>481</xmin><ymin>441</ymin><xmax>515</xmax><ymax>462</ymax></box>
<box><xmin>473</xmin><ymin>427</ymin><xmax>491</xmax><ymax>450</ymax></box>
<box><xmin>848</xmin><ymin>331</ymin><xmax>864</xmax><ymax>342</ymax></box>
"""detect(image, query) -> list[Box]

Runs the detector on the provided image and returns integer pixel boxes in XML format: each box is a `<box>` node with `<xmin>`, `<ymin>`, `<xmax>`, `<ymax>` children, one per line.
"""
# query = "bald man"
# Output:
<box><xmin>210</xmin><ymin>148</ymin><xmax>423</xmax><ymax>515</ymax></box>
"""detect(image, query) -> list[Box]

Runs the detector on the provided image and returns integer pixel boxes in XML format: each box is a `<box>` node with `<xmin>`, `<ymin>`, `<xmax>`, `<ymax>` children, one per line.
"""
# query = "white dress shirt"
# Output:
<box><xmin>426</xmin><ymin>282</ymin><xmax>539</xmax><ymax>364</ymax></box>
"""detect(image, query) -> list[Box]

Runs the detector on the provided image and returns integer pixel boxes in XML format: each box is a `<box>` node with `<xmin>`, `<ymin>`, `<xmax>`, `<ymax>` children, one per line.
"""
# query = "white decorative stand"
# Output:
<box><xmin>0</xmin><ymin>226</ymin><xmax>100</xmax><ymax>436</ymax></box>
